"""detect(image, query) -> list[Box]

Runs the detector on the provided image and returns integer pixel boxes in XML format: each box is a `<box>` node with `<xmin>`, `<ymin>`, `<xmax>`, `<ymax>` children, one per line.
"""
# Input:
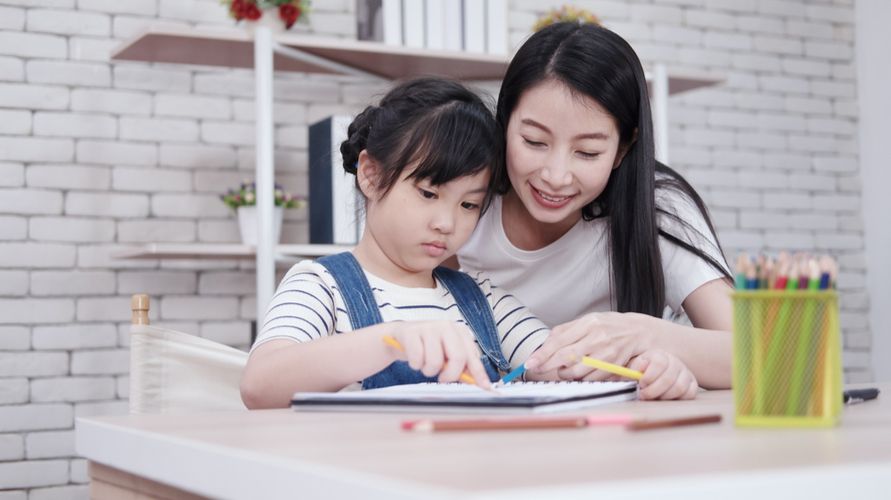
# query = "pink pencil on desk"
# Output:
<box><xmin>402</xmin><ymin>414</ymin><xmax>635</xmax><ymax>432</ymax></box>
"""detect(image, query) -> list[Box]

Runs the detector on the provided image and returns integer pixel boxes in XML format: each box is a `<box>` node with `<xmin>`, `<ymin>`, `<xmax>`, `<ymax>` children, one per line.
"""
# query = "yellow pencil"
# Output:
<box><xmin>581</xmin><ymin>356</ymin><xmax>643</xmax><ymax>381</ymax></box>
<box><xmin>382</xmin><ymin>335</ymin><xmax>478</xmax><ymax>385</ymax></box>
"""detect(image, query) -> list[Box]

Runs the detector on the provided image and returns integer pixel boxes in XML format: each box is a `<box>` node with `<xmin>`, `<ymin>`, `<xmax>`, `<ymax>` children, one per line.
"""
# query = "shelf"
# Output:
<box><xmin>111</xmin><ymin>26</ymin><xmax>510</xmax><ymax>81</ymax></box>
<box><xmin>112</xmin><ymin>26</ymin><xmax>724</xmax><ymax>93</ymax></box>
<box><xmin>652</xmin><ymin>68</ymin><xmax>724</xmax><ymax>95</ymax></box>
<box><xmin>114</xmin><ymin>243</ymin><xmax>352</xmax><ymax>261</ymax></box>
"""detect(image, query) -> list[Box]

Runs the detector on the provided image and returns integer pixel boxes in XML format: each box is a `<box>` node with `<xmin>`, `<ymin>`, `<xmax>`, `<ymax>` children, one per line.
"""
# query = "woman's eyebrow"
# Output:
<box><xmin>520</xmin><ymin>118</ymin><xmax>609</xmax><ymax>141</ymax></box>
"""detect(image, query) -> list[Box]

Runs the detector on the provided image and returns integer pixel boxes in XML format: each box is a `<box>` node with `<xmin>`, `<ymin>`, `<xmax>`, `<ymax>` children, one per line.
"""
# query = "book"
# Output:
<box><xmin>308</xmin><ymin>115</ymin><xmax>364</xmax><ymax>245</ymax></box>
<box><xmin>291</xmin><ymin>381</ymin><xmax>638</xmax><ymax>414</ymax></box>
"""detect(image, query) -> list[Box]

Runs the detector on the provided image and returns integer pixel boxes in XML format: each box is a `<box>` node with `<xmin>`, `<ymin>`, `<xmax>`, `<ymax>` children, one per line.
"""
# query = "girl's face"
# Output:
<box><xmin>505</xmin><ymin>79</ymin><xmax>625</xmax><ymax>230</ymax></box>
<box><xmin>358</xmin><ymin>152</ymin><xmax>490</xmax><ymax>286</ymax></box>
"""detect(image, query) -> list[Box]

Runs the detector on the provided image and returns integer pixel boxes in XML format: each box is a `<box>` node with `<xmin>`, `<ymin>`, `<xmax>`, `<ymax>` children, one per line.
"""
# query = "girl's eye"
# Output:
<box><xmin>523</xmin><ymin>137</ymin><xmax>545</xmax><ymax>148</ymax></box>
<box><xmin>418</xmin><ymin>188</ymin><xmax>437</xmax><ymax>199</ymax></box>
<box><xmin>461</xmin><ymin>202</ymin><xmax>480</xmax><ymax>211</ymax></box>
<box><xmin>577</xmin><ymin>151</ymin><xmax>600</xmax><ymax>159</ymax></box>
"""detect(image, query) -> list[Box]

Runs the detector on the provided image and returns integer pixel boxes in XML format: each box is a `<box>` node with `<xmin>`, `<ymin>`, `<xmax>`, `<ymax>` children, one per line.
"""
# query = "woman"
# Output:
<box><xmin>457</xmin><ymin>22</ymin><xmax>733</xmax><ymax>397</ymax></box>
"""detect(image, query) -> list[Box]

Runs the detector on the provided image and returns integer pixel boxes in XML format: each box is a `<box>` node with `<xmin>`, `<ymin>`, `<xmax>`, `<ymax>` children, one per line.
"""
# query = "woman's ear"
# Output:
<box><xmin>356</xmin><ymin>150</ymin><xmax>380</xmax><ymax>199</ymax></box>
<box><xmin>612</xmin><ymin>128</ymin><xmax>639</xmax><ymax>170</ymax></box>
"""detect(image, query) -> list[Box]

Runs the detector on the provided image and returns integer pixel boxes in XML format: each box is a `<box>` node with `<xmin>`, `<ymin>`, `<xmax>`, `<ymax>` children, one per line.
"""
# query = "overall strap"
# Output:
<box><xmin>433</xmin><ymin>267</ymin><xmax>511</xmax><ymax>372</ymax></box>
<box><xmin>316</xmin><ymin>252</ymin><xmax>382</xmax><ymax>329</ymax></box>
<box><xmin>318</xmin><ymin>252</ymin><xmax>441</xmax><ymax>389</ymax></box>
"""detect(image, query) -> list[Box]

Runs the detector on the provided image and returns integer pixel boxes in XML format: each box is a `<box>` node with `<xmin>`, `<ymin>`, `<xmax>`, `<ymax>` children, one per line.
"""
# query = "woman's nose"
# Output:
<box><xmin>539</xmin><ymin>161</ymin><xmax>573</xmax><ymax>189</ymax></box>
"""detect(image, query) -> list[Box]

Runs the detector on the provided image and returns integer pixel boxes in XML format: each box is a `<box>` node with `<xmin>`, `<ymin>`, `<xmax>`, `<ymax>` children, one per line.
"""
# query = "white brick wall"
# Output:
<box><xmin>0</xmin><ymin>0</ymin><xmax>872</xmax><ymax>496</ymax></box>
<box><xmin>0</xmin><ymin>460</ymin><xmax>69</xmax><ymax>489</ymax></box>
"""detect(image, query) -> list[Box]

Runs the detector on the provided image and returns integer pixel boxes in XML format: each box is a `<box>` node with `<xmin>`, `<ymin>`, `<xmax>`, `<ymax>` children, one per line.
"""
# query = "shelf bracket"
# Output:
<box><xmin>272</xmin><ymin>41</ymin><xmax>386</xmax><ymax>81</ymax></box>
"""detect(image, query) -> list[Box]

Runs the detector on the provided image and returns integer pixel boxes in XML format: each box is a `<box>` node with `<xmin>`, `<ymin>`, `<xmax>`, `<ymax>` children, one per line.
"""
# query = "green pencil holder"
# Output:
<box><xmin>732</xmin><ymin>291</ymin><xmax>842</xmax><ymax>427</ymax></box>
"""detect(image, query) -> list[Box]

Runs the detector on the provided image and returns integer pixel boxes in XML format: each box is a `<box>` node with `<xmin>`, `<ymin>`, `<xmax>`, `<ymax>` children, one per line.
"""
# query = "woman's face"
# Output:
<box><xmin>505</xmin><ymin>79</ymin><xmax>624</xmax><ymax>228</ymax></box>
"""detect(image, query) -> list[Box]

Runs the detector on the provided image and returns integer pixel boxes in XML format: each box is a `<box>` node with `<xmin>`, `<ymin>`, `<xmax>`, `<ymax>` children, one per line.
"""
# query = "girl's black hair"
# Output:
<box><xmin>340</xmin><ymin>77</ymin><xmax>501</xmax><ymax>209</ymax></box>
<box><xmin>496</xmin><ymin>22</ymin><xmax>731</xmax><ymax>317</ymax></box>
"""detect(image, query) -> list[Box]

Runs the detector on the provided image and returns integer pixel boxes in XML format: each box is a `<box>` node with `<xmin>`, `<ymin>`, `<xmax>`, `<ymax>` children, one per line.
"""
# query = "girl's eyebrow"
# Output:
<box><xmin>520</xmin><ymin>118</ymin><xmax>609</xmax><ymax>141</ymax></box>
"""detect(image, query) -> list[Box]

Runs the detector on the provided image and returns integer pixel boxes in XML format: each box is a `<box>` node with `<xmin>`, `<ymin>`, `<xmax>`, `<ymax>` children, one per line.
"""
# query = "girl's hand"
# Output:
<box><xmin>627</xmin><ymin>350</ymin><xmax>699</xmax><ymax>400</ymax></box>
<box><xmin>525</xmin><ymin>312</ymin><xmax>655</xmax><ymax>380</ymax></box>
<box><xmin>385</xmin><ymin>321</ymin><xmax>492</xmax><ymax>388</ymax></box>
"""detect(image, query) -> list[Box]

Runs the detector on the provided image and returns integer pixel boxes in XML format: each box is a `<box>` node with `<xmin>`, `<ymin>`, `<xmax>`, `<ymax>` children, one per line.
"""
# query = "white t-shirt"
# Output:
<box><xmin>457</xmin><ymin>189</ymin><xmax>729</xmax><ymax>327</ymax></box>
<box><xmin>253</xmin><ymin>261</ymin><xmax>549</xmax><ymax>371</ymax></box>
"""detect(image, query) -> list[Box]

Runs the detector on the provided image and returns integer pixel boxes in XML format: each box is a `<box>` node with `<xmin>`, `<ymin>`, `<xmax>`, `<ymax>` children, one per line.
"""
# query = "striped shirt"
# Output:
<box><xmin>253</xmin><ymin>260</ymin><xmax>549</xmax><ymax>371</ymax></box>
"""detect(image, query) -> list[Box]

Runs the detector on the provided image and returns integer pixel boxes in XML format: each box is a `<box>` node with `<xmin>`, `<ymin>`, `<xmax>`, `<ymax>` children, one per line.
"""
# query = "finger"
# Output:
<box><xmin>637</xmin><ymin>353</ymin><xmax>667</xmax><ymax>387</ymax></box>
<box><xmin>639</xmin><ymin>357</ymin><xmax>677</xmax><ymax>400</ymax></box>
<box><xmin>459</xmin><ymin>331</ymin><xmax>491</xmax><ymax>388</ymax></box>
<box><xmin>557</xmin><ymin>364</ymin><xmax>584</xmax><ymax>381</ymax></box>
<box><xmin>466</xmin><ymin>354</ymin><xmax>492</xmax><ymax>389</ymax></box>
<box><xmin>438</xmin><ymin>328</ymin><xmax>467</xmax><ymax>382</ymax></box>
<box><xmin>633</xmin><ymin>352</ymin><xmax>665</xmax><ymax>399</ymax></box>
<box><xmin>527</xmin><ymin>324</ymin><xmax>590</xmax><ymax>372</ymax></box>
<box><xmin>578</xmin><ymin>365</ymin><xmax>614</xmax><ymax>382</ymax></box>
<box><xmin>401</xmin><ymin>333</ymin><xmax>425</xmax><ymax>371</ymax></box>
<box><xmin>535</xmin><ymin>342</ymin><xmax>587</xmax><ymax>373</ymax></box>
<box><xmin>419</xmin><ymin>331</ymin><xmax>444</xmax><ymax>377</ymax></box>
<box><xmin>582</xmin><ymin>371</ymin><xmax>622</xmax><ymax>382</ymax></box>
<box><xmin>682</xmin><ymin>379</ymin><xmax>700</xmax><ymax>400</ymax></box>
<box><xmin>660</xmin><ymin>370</ymin><xmax>692</xmax><ymax>400</ymax></box>
<box><xmin>626</xmin><ymin>355</ymin><xmax>650</xmax><ymax>374</ymax></box>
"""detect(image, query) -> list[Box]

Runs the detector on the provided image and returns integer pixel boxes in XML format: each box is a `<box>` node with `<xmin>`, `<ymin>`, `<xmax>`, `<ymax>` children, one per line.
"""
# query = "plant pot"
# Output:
<box><xmin>237</xmin><ymin>206</ymin><xmax>283</xmax><ymax>246</ymax></box>
<box><xmin>242</xmin><ymin>10</ymin><xmax>287</xmax><ymax>34</ymax></box>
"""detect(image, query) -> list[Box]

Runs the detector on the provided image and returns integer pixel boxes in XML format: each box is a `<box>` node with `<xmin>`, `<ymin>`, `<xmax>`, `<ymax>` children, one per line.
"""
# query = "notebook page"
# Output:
<box><xmin>293</xmin><ymin>381</ymin><xmax>639</xmax><ymax>413</ymax></box>
<box><xmin>317</xmin><ymin>381</ymin><xmax>636</xmax><ymax>401</ymax></box>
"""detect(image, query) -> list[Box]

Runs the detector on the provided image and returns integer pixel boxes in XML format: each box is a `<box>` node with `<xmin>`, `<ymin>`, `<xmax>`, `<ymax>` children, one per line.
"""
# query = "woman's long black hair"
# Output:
<box><xmin>496</xmin><ymin>22</ymin><xmax>731</xmax><ymax>317</ymax></box>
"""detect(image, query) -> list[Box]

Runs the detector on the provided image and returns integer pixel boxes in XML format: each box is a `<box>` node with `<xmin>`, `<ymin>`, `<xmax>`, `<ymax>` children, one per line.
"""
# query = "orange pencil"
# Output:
<box><xmin>382</xmin><ymin>335</ymin><xmax>480</xmax><ymax>386</ymax></box>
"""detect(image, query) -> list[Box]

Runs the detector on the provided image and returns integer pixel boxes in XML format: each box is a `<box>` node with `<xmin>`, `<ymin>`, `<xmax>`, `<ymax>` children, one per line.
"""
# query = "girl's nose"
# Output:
<box><xmin>430</xmin><ymin>209</ymin><xmax>455</xmax><ymax>234</ymax></box>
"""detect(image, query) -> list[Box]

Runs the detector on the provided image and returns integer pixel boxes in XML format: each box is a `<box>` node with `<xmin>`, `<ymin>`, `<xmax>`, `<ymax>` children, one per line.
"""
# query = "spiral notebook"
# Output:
<box><xmin>291</xmin><ymin>381</ymin><xmax>638</xmax><ymax>414</ymax></box>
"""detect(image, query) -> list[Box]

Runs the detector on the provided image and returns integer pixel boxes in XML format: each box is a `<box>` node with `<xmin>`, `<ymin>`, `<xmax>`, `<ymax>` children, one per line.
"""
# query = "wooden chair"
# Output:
<box><xmin>129</xmin><ymin>294</ymin><xmax>248</xmax><ymax>414</ymax></box>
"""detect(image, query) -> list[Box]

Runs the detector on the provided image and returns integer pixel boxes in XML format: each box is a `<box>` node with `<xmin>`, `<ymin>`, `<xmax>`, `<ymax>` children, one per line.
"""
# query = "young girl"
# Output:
<box><xmin>457</xmin><ymin>22</ymin><xmax>733</xmax><ymax>399</ymax></box>
<box><xmin>240</xmin><ymin>78</ymin><xmax>558</xmax><ymax>409</ymax></box>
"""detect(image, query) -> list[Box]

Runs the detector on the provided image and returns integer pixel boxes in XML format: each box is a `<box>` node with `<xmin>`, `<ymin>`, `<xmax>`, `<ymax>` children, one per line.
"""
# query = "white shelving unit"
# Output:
<box><xmin>111</xmin><ymin>25</ymin><xmax>511</xmax><ymax>322</ymax></box>
<box><xmin>110</xmin><ymin>25</ymin><xmax>723</xmax><ymax>322</ymax></box>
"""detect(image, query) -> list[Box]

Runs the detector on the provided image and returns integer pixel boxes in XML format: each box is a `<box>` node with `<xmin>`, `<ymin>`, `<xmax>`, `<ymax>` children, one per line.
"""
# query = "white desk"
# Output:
<box><xmin>76</xmin><ymin>385</ymin><xmax>889</xmax><ymax>499</ymax></box>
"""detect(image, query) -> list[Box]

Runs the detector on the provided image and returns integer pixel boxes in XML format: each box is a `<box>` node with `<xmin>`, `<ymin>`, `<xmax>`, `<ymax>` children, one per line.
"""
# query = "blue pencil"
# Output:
<box><xmin>498</xmin><ymin>364</ymin><xmax>527</xmax><ymax>385</ymax></box>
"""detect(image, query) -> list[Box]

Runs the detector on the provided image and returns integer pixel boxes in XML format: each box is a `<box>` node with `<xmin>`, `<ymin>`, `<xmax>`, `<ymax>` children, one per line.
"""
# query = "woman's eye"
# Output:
<box><xmin>577</xmin><ymin>151</ymin><xmax>600</xmax><ymax>159</ymax></box>
<box><xmin>523</xmin><ymin>137</ymin><xmax>545</xmax><ymax>148</ymax></box>
<box><xmin>418</xmin><ymin>188</ymin><xmax>436</xmax><ymax>199</ymax></box>
<box><xmin>461</xmin><ymin>202</ymin><xmax>480</xmax><ymax>210</ymax></box>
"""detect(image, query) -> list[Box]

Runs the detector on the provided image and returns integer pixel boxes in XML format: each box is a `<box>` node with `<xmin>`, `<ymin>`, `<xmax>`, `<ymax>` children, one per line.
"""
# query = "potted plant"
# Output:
<box><xmin>533</xmin><ymin>5</ymin><xmax>601</xmax><ymax>31</ymax></box>
<box><xmin>221</xmin><ymin>181</ymin><xmax>305</xmax><ymax>245</ymax></box>
<box><xmin>222</xmin><ymin>0</ymin><xmax>311</xmax><ymax>31</ymax></box>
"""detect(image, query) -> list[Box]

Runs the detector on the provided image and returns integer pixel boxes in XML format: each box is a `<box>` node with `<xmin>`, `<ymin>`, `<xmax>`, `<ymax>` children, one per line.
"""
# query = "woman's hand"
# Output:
<box><xmin>627</xmin><ymin>349</ymin><xmax>699</xmax><ymax>400</ymax></box>
<box><xmin>525</xmin><ymin>312</ymin><xmax>655</xmax><ymax>380</ymax></box>
<box><xmin>385</xmin><ymin>321</ymin><xmax>492</xmax><ymax>388</ymax></box>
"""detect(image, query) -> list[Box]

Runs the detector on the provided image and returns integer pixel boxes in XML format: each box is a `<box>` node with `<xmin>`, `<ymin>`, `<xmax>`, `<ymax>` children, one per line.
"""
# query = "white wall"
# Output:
<box><xmin>856</xmin><ymin>0</ymin><xmax>891</xmax><ymax>382</ymax></box>
<box><xmin>0</xmin><ymin>0</ymin><xmax>874</xmax><ymax>496</ymax></box>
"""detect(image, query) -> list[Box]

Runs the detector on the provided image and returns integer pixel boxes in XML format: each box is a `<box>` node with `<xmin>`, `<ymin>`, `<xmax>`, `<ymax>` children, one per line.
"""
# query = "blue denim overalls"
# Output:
<box><xmin>317</xmin><ymin>252</ymin><xmax>510</xmax><ymax>389</ymax></box>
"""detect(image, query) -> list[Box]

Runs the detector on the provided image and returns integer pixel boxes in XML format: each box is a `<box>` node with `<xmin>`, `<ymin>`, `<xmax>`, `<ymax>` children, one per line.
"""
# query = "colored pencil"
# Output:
<box><xmin>581</xmin><ymin>356</ymin><xmax>643</xmax><ymax>381</ymax></box>
<box><xmin>497</xmin><ymin>363</ymin><xmax>526</xmax><ymax>385</ymax></box>
<box><xmin>627</xmin><ymin>414</ymin><xmax>722</xmax><ymax>431</ymax></box>
<box><xmin>786</xmin><ymin>259</ymin><xmax>824</xmax><ymax>415</ymax></box>
<box><xmin>402</xmin><ymin>414</ymin><xmax>637</xmax><ymax>432</ymax></box>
